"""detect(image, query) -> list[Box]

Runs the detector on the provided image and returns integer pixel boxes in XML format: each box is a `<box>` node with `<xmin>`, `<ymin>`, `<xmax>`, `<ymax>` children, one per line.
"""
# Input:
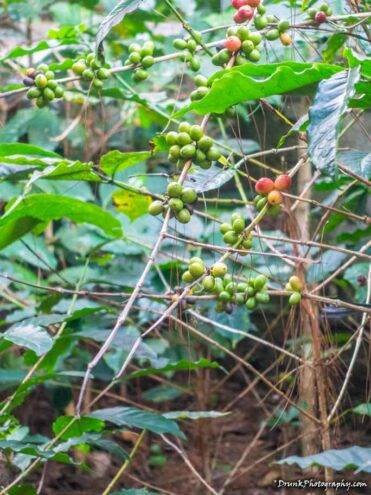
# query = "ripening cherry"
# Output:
<box><xmin>231</xmin><ymin>0</ymin><xmax>248</xmax><ymax>9</ymax></box>
<box><xmin>246</xmin><ymin>0</ymin><xmax>261</xmax><ymax>7</ymax></box>
<box><xmin>255</xmin><ymin>177</ymin><xmax>274</xmax><ymax>195</ymax></box>
<box><xmin>314</xmin><ymin>11</ymin><xmax>327</xmax><ymax>23</ymax></box>
<box><xmin>280</xmin><ymin>32</ymin><xmax>292</xmax><ymax>46</ymax></box>
<box><xmin>267</xmin><ymin>190</ymin><xmax>283</xmax><ymax>205</ymax></box>
<box><xmin>234</xmin><ymin>5</ymin><xmax>254</xmax><ymax>23</ymax></box>
<box><xmin>224</xmin><ymin>36</ymin><xmax>242</xmax><ymax>52</ymax></box>
<box><xmin>274</xmin><ymin>174</ymin><xmax>292</xmax><ymax>191</ymax></box>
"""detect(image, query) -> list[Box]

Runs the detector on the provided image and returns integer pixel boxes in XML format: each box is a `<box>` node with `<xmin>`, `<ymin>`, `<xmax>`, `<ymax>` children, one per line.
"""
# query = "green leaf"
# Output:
<box><xmin>112</xmin><ymin>189</ymin><xmax>151</xmax><ymax>221</ymax></box>
<box><xmin>0</xmin><ymin>194</ymin><xmax>122</xmax><ymax>250</ymax></box>
<box><xmin>52</xmin><ymin>416</ymin><xmax>104</xmax><ymax>440</ymax></box>
<box><xmin>337</xmin><ymin>151</ymin><xmax>371</xmax><ymax>179</ymax></box>
<box><xmin>9</xmin><ymin>485</ymin><xmax>37</xmax><ymax>495</ymax></box>
<box><xmin>128</xmin><ymin>358</ymin><xmax>220</xmax><ymax>379</ymax></box>
<box><xmin>176</xmin><ymin>62</ymin><xmax>342</xmax><ymax>116</ymax></box>
<box><xmin>2</xmin><ymin>324</ymin><xmax>53</xmax><ymax>356</ymax></box>
<box><xmin>183</xmin><ymin>164</ymin><xmax>235</xmax><ymax>193</ymax></box>
<box><xmin>164</xmin><ymin>411</ymin><xmax>228</xmax><ymax>420</ymax></box>
<box><xmin>95</xmin><ymin>0</ymin><xmax>145</xmax><ymax>51</ymax></box>
<box><xmin>322</xmin><ymin>34</ymin><xmax>346</xmax><ymax>63</ymax></box>
<box><xmin>89</xmin><ymin>407</ymin><xmax>185</xmax><ymax>439</ymax></box>
<box><xmin>277</xmin><ymin>446</ymin><xmax>371</xmax><ymax>474</ymax></box>
<box><xmin>307</xmin><ymin>250</ymin><xmax>348</xmax><ymax>284</ymax></box>
<box><xmin>0</xmin><ymin>143</ymin><xmax>60</xmax><ymax>158</ymax></box>
<box><xmin>352</xmin><ymin>403</ymin><xmax>371</xmax><ymax>416</ymax></box>
<box><xmin>99</xmin><ymin>150</ymin><xmax>151</xmax><ymax>176</ymax></box>
<box><xmin>308</xmin><ymin>68</ymin><xmax>361</xmax><ymax>176</ymax></box>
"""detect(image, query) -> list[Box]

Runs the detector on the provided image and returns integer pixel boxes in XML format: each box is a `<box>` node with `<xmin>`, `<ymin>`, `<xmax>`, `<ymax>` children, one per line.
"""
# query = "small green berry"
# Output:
<box><xmin>232</xmin><ymin>217</ymin><xmax>245</xmax><ymax>234</ymax></box>
<box><xmin>176</xmin><ymin>208</ymin><xmax>191</xmax><ymax>224</ymax></box>
<box><xmin>82</xmin><ymin>68</ymin><xmax>95</xmax><ymax>80</ymax></box>
<box><xmin>254</xmin><ymin>275</ymin><xmax>267</xmax><ymax>290</ymax></box>
<box><xmin>182</xmin><ymin>270</ymin><xmax>193</xmax><ymax>283</ymax></box>
<box><xmin>35</xmin><ymin>74</ymin><xmax>48</xmax><ymax>89</ymax></box>
<box><xmin>248</xmin><ymin>49</ymin><xmax>261</xmax><ymax>62</ymax></box>
<box><xmin>211</xmin><ymin>262</ymin><xmax>228</xmax><ymax>278</ymax></box>
<box><xmin>129</xmin><ymin>52</ymin><xmax>142</xmax><ymax>64</ymax></box>
<box><xmin>198</xmin><ymin>136</ymin><xmax>213</xmax><ymax>151</ymax></box>
<box><xmin>289</xmin><ymin>292</ymin><xmax>301</xmax><ymax>305</ymax></box>
<box><xmin>189</xmin><ymin>261</ymin><xmax>205</xmax><ymax>278</ymax></box>
<box><xmin>129</xmin><ymin>43</ymin><xmax>141</xmax><ymax>53</ymax></box>
<box><xmin>180</xmin><ymin>144</ymin><xmax>196</xmax><ymax>159</ymax></box>
<box><xmin>173</xmin><ymin>38</ymin><xmax>187</xmax><ymax>50</ymax></box>
<box><xmin>177</xmin><ymin>132</ymin><xmax>192</xmax><ymax>146</ymax></box>
<box><xmin>278</xmin><ymin>20</ymin><xmax>290</xmax><ymax>32</ymax></box>
<box><xmin>245</xmin><ymin>297</ymin><xmax>256</xmax><ymax>310</ymax></box>
<box><xmin>148</xmin><ymin>200</ymin><xmax>164</xmax><ymax>216</ymax></box>
<box><xmin>194</xmin><ymin>75</ymin><xmax>208</xmax><ymax>87</ymax></box>
<box><xmin>27</xmin><ymin>88</ymin><xmax>41</xmax><ymax>99</ymax></box>
<box><xmin>142</xmin><ymin>55</ymin><xmax>155</xmax><ymax>68</ymax></box>
<box><xmin>187</xmin><ymin>39</ymin><xmax>197</xmax><ymax>53</ymax></box>
<box><xmin>206</xmin><ymin>147</ymin><xmax>221</xmax><ymax>161</ymax></box>
<box><xmin>169</xmin><ymin>145</ymin><xmax>181</xmax><ymax>159</ymax></box>
<box><xmin>223</xmin><ymin>231</ymin><xmax>239</xmax><ymax>245</ymax></box>
<box><xmin>220</xmin><ymin>223</ymin><xmax>232</xmax><ymax>235</ymax></box>
<box><xmin>167</xmin><ymin>182</ymin><xmax>183</xmax><ymax>198</ymax></box>
<box><xmin>169</xmin><ymin>198</ymin><xmax>184</xmax><ymax>212</ymax></box>
<box><xmin>43</xmin><ymin>88</ymin><xmax>55</xmax><ymax>101</ymax></box>
<box><xmin>181</xmin><ymin>188</ymin><xmax>198</xmax><ymax>204</ymax></box>
<box><xmin>166</xmin><ymin>132</ymin><xmax>179</xmax><ymax>146</ymax></box>
<box><xmin>255</xmin><ymin>291</ymin><xmax>270</xmax><ymax>304</ymax></box>
<box><xmin>178</xmin><ymin>122</ymin><xmax>191</xmax><ymax>133</ymax></box>
<box><xmin>265</xmin><ymin>29</ymin><xmax>280</xmax><ymax>41</ymax></box>
<box><xmin>189</xmin><ymin>125</ymin><xmax>203</xmax><ymax>141</ymax></box>
<box><xmin>133</xmin><ymin>69</ymin><xmax>149</xmax><ymax>82</ymax></box>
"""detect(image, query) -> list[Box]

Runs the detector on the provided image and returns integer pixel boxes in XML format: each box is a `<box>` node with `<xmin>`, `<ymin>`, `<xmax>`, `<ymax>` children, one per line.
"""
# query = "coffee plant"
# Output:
<box><xmin>0</xmin><ymin>0</ymin><xmax>370</xmax><ymax>494</ymax></box>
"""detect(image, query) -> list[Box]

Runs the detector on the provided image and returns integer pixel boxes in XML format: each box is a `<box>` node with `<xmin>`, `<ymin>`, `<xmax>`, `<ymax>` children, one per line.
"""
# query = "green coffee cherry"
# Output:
<box><xmin>178</xmin><ymin>122</ymin><xmax>191</xmax><ymax>133</ymax></box>
<box><xmin>72</xmin><ymin>61</ymin><xmax>87</xmax><ymax>75</ymax></box>
<box><xmin>203</xmin><ymin>276</ymin><xmax>215</xmax><ymax>291</ymax></box>
<box><xmin>43</xmin><ymin>88</ymin><xmax>55</xmax><ymax>101</ymax></box>
<box><xmin>246</xmin><ymin>297</ymin><xmax>256</xmax><ymax>310</ymax></box>
<box><xmin>181</xmin><ymin>188</ymin><xmax>197</xmax><ymax>204</ymax></box>
<box><xmin>180</xmin><ymin>144</ymin><xmax>196</xmax><ymax>159</ymax></box>
<box><xmin>173</xmin><ymin>38</ymin><xmax>187</xmax><ymax>50</ymax></box>
<box><xmin>27</xmin><ymin>88</ymin><xmax>41</xmax><ymax>99</ymax></box>
<box><xmin>189</xmin><ymin>125</ymin><xmax>203</xmax><ymax>141</ymax></box>
<box><xmin>248</xmin><ymin>50</ymin><xmax>261</xmax><ymax>62</ymax></box>
<box><xmin>232</xmin><ymin>217</ymin><xmax>245</xmax><ymax>234</ymax></box>
<box><xmin>142</xmin><ymin>56</ymin><xmax>155</xmax><ymax>68</ymax></box>
<box><xmin>37</xmin><ymin>63</ymin><xmax>49</xmax><ymax>72</ymax></box>
<box><xmin>166</xmin><ymin>132</ymin><xmax>179</xmax><ymax>146</ymax></box>
<box><xmin>237</xmin><ymin>26</ymin><xmax>251</xmax><ymax>41</ymax></box>
<box><xmin>249</xmin><ymin>33</ymin><xmax>262</xmax><ymax>45</ymax></box>
<box><xmin>223</xmin><ymin>231</ymin><xmax>239</xmax><ymax>245</ymax></box>
<box><xmin>141</xmin><ymin>41</ymin><xmax>155</xmax><ymax>57</ymax></box>
<box><xmin>133</xmin><ymin>69</ymin><xmax>149</xmax><ymax>82</ymax></box>
<box><xmin>167</xmin><ymin>182</ymin><xmax>183</xmax><ymax>198</ymax></box>
<box><xmin>97</xmin><ymin>68</ymin><xmax>110</xmax><ymax>79</ymax></box>
<box><xmin>187</xmin><ymin>39</ymin><xmax>197</xmax><ymax>53</ymax></box>
<box><xmin>254</xmin><ymin>275</ymin><xmax>267</xmax><ymax>290</ymax></box>
<box><xmin>189</xmin><ymin>57</ymin><xmax>201</xmax><ymax>72</ymax></box>
<box><xmin>169</xmin><ymin>145</ymin><xmax>181</xmax><ymax>159</ymax></box>
<box><xmin>206</xmin><ymin>147</ymin><xmax>221</xmax><ymax>161</ymax></box>
<box><xmin>194</xmin><ymin>75</ymin><xmax>208</xmax><ymax>87</ymax></box>
<box><xmin>278</xmin><ymin>20</ymin><xmax>290</xmax><ymax>32</ymax></box>
<box><xmin>189</xmin><ymin>261</ymin><xmax>205</xmax><ymax>278</ymax></box>
<box><xmin>35</xmin><ymin>74</ymin><xmax>48</xmax><ymax>89</ymax></box>
<box><xmin>47</xmin><ymin>80</ymin><xmax>58</xmax><ymax>90</ymax></box>
<box><xmin>169</xmin><ymin>198</ymin><xmax>184</xmax><ymax>212</ymax></box>
<box><xmin>265</xmin><ymin>29</ymin><xmax>280</xmax><ymax>41</ymax></box>
<box><xmin>242</xmin><ymin>40</ymin><xmax>255</xmax><ymax>54</ymax></box>
<box><xmin>211</xmin><ymin>262</ymin><xmax>228</xmax><ymax>278</ymax></box>
<box><xmin>234</xmin><ymin>293</ymin><xmax>245</xmax><ymax>305</ymax></box>
<box><xmin>256</xmin><ymin>197</ymin><xmax>268</xmax><ymax>211</ymax></box>
<box><xmin>254</xmin><ymin>16</ymin><xmax>268</xmax><ymax>30</ymax></box>
<box><xmin>220</xmin><ymin>223</ymin><xmax>232</xmax><ymax>235</ymax></box>
<box><xmin>93</xmin><ymin>79</ymin><xmax>104</xmax><ymax>89</ymax></box>
<box><xmin>176</xmin><ymin>208</ymin><xmax>191</xmax><ymax>224</ymax></box>
<box><xmin>148</xmin><ymin>200</ymin><xmax>164</xmax><ymax>216</ymax></box>
<box><xmin>177</xmin><ymin>132</ymin><xmax>192</xmax><ymax>146</ymax></box>
<box><xmin>195</xmin><ymin>149</ymin><xmax>207</xmax><ymax>163</ymax></box>
<box><xmin>182</xmin><ymin>270</ymin><xmax>193</xmax><ymax>283</ymax></box>
<box><xmin>198</xmin><ymin>136</ymin><xmax>213</xmax><ymax>151</ymax></box>
<box><xmin>218</xmin><ymin>291</ymin><xmax>231</xmax><ymax>302</ymax></box>
<box><xmin>255</xmin><ymin>291</ymin><xmax>270</xmax><ymax>304</ymax></box>
<box><xmin>82</xmin><ymin>68</ymin><xmax>95</xmax><ymax>80</ymax></box>
<box><xmin>289</xmin><ymin>292</ymin><xmax>301</xmax><ymax>305</ymax></box>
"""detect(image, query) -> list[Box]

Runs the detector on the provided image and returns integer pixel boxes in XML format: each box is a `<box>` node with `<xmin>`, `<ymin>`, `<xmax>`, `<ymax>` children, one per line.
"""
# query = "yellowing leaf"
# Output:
<box><xmin>112</xmin><ymin>189</ymin><xmax>151</xmax><ymax>221</ymax></box>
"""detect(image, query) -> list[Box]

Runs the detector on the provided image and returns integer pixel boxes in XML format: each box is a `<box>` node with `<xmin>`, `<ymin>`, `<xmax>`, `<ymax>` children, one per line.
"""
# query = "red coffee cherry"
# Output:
<box><xmin>255</xmin><ymin>177</ymin><xmax>275</xmax><ymax>195</ymax></box>
<box><xmin>314</xmin><ymin>11</ymin><xmax>327</xmax><ymax>23</ymax></box>
<box><xmin>234</xmin><ymin>5</ymin><xmax>254</xmax><ymax>23</ymax></box>
<box><xmin>267</xmin><ymin>190</ymin><xmax>283</xmax><ymax>205</ymax></box>
<box><xmin>224</xmin><ymin>36</ymin><xmax>242</xmax><ymax>52</ymax></box>
<box><xmin>274</xmin><ymin>174</ymin><xmax>292</xmax><ymax>191</ymax></box>
<box><xmin>246</xmin><ymin>0</ymin><xmax>261</xmax><ymax>7</ymax></box>
<box><xmin>231</xmin><ymin>0</ymin><xmax>248</xmax><ymax>9</ymax></box>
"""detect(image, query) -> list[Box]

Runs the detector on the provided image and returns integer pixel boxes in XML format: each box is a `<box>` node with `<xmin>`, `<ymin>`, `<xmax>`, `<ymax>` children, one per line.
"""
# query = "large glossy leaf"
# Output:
<box><xmin>176</xmin><ymin>62</ymin><xmax>342</xmax><ymax>116</ymax></box>
<box><xmin>337</xmin><ymin>151</ymin><xmax>371</xmax><ymax>180</ymax></box>
<box><xmin>99</xmin><ymin>150</ymin><xmax>151</xmax><ymax>176</ymax></box>
<box><xmin>112</xmin><ymin>189</ymin><xmax>151</xmax><ymax>221</ymax></box>
<box><xmin>183</xmin><ymin>164</ymin><xmax>235</xmax><ymax>193</ymax></box>
<box><xmin>308</xmin><ymin>68</ymin><xmax>361</xmax><ymax>176</ymax></box>
<box><xmin>277</xmin><ymin>446</ymin><xmax>371</xmax><ymax>474</ymax></box>
<box><xmin>89</xmin><ymin>406</ymin><xmax>185</xmax><ymax>438</ymax></box>
<box><xmin>307</xmin><ymin>250</ymin><xmax>348</xmax><ymax>284</ymax></box>
<box><xmin>0</xmin><ymin>194</ymin><xmax>122</xmax><ymax>250</ymax></box>
<box><xmin>2</xmin><ymin>324</ymin><xmax>53</xmax><ymax>356</ymax></box>
<box><xmin>95</xmin><ymin>0</ymin><xmax>145</xmax><ymax>51</ymax></box>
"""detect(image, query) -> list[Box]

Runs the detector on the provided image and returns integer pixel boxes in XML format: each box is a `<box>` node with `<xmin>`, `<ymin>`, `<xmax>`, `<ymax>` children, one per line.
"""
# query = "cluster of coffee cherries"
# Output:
<box><xmin>253</xmin><ymin>174</ymin><xmax>292</xmax><ymax>213</ymax></box>
<box><xmin>214</xmin><ymin>26</ymin><xmax>263</xmax><ymax>66</ymax></box>
<box><xmin>149</xmin><ymin>182</ymin><xmax>198</xmax><ymax>224</ymax></box>
<box><xmin>124</xmin><ymin>41</ymin><xmax>155</xmax><ymax>82</ymax></box>
<box><xmin>190</xmin><ymin>75</ymin><xmax>210</xmax><ymax>101</ymax></box>
<box><xmin>72</xmin><ymin>53</ymin><xmax>110</xmax><ymax>88</ymax></box>
<box><xmin>173</xmin><ymin>32</ymin><xmax>203</xmax><ymax>72</ymax></box>
<box><xmin>286</xmin><ymin>276</ymin><xmax>303</xmax><ymax>305</ymax></box>
<box><xmin>307</xmin><ymin>2</ymin><xmax>332</xmax><ymax>23</ymax></box>
<box><xmin>24</xmin><ymin>65</ymin><xmax>64</xmax><ymax>108</ymax></box>
<box><xmin>165</xmin><ymin>122</ymin><xmax>221</xmax><ymax>169</ymax></box>
<box><xmin>231</xmin><ymin>0</ymin><xmax>261</xmax><ymax>24</ymax></box>
<box><xmin>219</xmin><ymin>213</ymin><xmax>253</xmax><ymax>250</ymax></box>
